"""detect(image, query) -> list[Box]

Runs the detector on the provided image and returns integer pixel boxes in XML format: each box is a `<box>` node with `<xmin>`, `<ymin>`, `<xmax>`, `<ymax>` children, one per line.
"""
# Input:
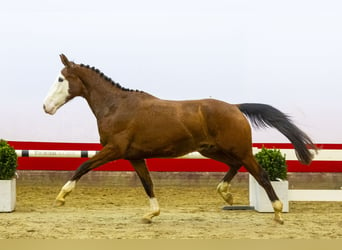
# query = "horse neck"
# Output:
<box><xmin>80</xmin><ymin>73</ymin><xmax>127</xmax><ymax>119</ymax></box>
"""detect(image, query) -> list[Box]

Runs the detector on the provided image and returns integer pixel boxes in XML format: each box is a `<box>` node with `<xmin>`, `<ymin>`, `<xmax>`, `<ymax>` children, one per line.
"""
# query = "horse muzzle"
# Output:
<box><xmin>43</xmin><ymin>103</ymin><xmax>58</xmax><ymax>115</ymax></box>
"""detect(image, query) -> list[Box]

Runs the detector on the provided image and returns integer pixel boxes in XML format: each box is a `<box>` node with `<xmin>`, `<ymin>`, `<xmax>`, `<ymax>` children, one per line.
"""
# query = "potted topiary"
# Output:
<box><xmin>0</xmin><ymin>139</ymin><xmax>18</xmax><ymax>212</ymax></box>
<box><xmin>249</xmin><ymin>147</ymin><xmax>289</xmax><ymax>212</ymax></box>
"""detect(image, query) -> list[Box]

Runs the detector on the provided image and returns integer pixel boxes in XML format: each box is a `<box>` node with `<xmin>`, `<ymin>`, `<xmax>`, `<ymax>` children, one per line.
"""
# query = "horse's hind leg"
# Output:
<box><xmin>130</xmin><ymin>159</ymin><xmax>160</xmax><ymax>224</ymax></box>
<box><xmin>217</xmin><ymin>166</ymin><xmax>240</xmax><ymax>205</ymax></box>
<box><xmin>242</xmin><ymin>154</ymin><xmax>284</xmax><ymax>224</ymax></box>
<box><xmin>199</xmin><ymin>151</ymin><xmax>241</xmax><ymax>205</ymax></box>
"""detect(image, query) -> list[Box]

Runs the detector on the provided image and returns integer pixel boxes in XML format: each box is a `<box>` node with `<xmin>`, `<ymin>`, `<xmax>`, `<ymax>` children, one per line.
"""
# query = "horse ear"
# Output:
<box><xmin>60</xmin><ymin>54</ymin><xmax>72</xmax><ymax>67</ymax></box>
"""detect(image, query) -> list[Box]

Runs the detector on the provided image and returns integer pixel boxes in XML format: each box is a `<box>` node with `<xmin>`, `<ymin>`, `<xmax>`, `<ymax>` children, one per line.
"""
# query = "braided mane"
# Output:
<box><xmin>79</xmin><ymin>63</ymin><xmax>142</xmax><ymax>93</ymax></box>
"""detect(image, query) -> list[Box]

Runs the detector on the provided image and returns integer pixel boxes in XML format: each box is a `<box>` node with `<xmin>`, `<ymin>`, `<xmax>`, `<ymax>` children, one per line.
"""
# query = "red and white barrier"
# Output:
<box><xmin>8</xmin><ymin>141</ymin><xmax>342</xmax><ymax>172</ymax></box>
<box><xmin>9</xmin><ymin>141</ymin><xmax>342</xmax><ymax>202</ymax></box>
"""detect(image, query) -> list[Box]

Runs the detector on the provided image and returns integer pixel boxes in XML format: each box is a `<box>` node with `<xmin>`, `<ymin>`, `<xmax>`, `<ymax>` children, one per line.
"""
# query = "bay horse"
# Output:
<box><xmin>43</xmin><ymin>54</ymin><xmax>317</xmax><ymax>224</ymax></box>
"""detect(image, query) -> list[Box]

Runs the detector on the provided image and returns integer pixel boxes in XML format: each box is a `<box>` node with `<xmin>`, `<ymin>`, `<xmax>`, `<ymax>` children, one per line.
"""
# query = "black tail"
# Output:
<box><xmin>238</xmin><ymin>103</ymin><xmax>317</xmax><ymax>165</ymax></box>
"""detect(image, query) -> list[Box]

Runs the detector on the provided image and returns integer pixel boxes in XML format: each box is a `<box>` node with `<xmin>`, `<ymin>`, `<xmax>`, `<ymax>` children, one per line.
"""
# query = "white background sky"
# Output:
<box><xmin>1</xmin><ymin>0</ymin><xmax>341</xmax><ymax>143</ymax></box>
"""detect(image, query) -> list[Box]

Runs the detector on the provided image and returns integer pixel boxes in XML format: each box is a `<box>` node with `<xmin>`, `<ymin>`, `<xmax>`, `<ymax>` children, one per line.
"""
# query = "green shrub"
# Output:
<box><xmin>0</xmin><ymin>139</ymin><xmax>17</xmax><ymax>180</ymax></box>
<box><xmin>254</xmin><ymin>147</ymin><xmax>287</xmax><ymax>181</ymax></box>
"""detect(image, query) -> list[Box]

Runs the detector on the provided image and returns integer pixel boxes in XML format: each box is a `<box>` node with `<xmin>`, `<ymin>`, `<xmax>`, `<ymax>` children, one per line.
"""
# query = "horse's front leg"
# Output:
<box><xmin>130</xmin><ymin>160</ymin><xmax>160</xmax><ymax>224</ymax></box>
<box><xmin>55</xmin><ymin>180</ymin><xmax>76</xmax><ymax>206</ymax></box>
<box><xmin>143</xmin><ymin>197</ymin><xmax>160</xmax><ymax>224</ymax></box>
<box><xmin>55</xmin><ymin>147</ymin><xmax>116</xmax><ymax>206</ymax></box>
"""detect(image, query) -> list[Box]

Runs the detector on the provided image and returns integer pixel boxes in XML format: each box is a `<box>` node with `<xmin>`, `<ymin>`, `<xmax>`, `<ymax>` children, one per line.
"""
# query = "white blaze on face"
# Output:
<box><xmin>43</xmin><ymin>73</ymin><xmax>70</xmax><ymax>115</ymax></box>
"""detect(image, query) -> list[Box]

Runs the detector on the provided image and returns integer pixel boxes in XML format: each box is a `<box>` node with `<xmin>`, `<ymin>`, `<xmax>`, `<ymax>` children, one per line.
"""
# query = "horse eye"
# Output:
<box><xmin>58</xmin><ymin>77</ymin><xmax>64</xmax><ymax>82</ymax></box>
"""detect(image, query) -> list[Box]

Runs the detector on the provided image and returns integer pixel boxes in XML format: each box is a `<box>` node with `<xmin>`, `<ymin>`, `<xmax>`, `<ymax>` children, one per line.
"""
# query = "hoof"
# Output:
<box><xmin>272</xmin><ymin>200</ymin><xmax>284</xmax><ymax>225</ymax></box>
<box><xmin>274</xmin><ymin>217</ymin><xmax>284</xmax><ymax>225</ymax></box>
<box><xmin>141</xmin><ymin>217</ymin><xmax>153</xmax><ymax>224</ymax></box>
<box><xmin>217</xmin><ymin>182</ymin><xmax>234</xmax><ymax>205</ymax></box>
<box><xmin>54</xmin><ymin>199</ymin><xmax>65</xmax><ymax>207</ymax></box>
<box><xmin>222</xmin><ymin>193</ymin><xmax>233</xmax><ymax>205</ymax></box>
<box><xmin>141</xmin><ymin>210</ymin><xmax>159</xmax><ymax>224</ymax></box>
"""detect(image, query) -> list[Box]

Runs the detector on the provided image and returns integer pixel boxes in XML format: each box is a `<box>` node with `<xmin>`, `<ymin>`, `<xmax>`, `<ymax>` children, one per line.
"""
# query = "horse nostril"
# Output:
<box><xmin>43</xmin><ymin>104</ymin><xmax>48</xmax><ymax>112</ymax></box>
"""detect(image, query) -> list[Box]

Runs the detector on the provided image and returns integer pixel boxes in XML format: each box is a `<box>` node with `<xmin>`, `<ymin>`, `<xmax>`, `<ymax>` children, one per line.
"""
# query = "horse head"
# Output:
<box><xmin>43</xmin><ymin>54</ymin><xmax>85</xmax><ymax>115</ymax></box>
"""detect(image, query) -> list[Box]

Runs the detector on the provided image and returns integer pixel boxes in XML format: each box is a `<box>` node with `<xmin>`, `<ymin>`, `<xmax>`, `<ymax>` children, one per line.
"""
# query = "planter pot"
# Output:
<box><xmin>249</xmin><ymin>175</ymin><xmax>289</xmax><ymax>212</ymax></box>
<box><xmin>0</xmin><ymin>178</ymin><xmax>16</xmax><ymax>212</ymax></box>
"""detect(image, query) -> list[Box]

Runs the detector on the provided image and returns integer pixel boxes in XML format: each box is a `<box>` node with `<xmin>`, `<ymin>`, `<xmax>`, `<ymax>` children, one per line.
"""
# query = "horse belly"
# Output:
<box><xmin>124</xmin><ymin>134</ymin><xmax>199</xmax><ymax>160</ymax></box>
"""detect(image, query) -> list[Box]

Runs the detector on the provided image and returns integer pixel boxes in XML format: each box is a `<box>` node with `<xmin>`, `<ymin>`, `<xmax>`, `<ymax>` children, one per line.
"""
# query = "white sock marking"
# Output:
<box><xmin>149</xmin><ymin>197</ymin><xmax>159</xmax><ymax>212</ymax></box>
<box><xmin>62</xmin><ymin>180</ymin><xmax>76</xmax><ymax>193</ymax></box>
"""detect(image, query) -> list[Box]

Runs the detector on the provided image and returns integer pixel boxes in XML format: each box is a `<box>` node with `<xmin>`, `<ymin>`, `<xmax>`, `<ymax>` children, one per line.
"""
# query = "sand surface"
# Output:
<box><xmin>0</xmin><ymin>185</ymin><xmax>341</xmax><ymax>239</ymax></box>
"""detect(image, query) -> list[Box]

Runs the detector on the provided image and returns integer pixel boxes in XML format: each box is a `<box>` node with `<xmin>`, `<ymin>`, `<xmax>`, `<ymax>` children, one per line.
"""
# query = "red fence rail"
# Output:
<box><xmin>8</xmin><ymin>141</ymin><xmax>342</xmax><ymax>172</ymax></box>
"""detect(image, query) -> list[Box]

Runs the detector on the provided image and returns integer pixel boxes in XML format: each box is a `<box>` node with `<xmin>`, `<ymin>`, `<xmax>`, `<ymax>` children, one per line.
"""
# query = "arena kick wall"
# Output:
<box><xmin>8</xmin><ymin>141</ymin><xmax>342</xmax><ymax>173</ymax></box>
